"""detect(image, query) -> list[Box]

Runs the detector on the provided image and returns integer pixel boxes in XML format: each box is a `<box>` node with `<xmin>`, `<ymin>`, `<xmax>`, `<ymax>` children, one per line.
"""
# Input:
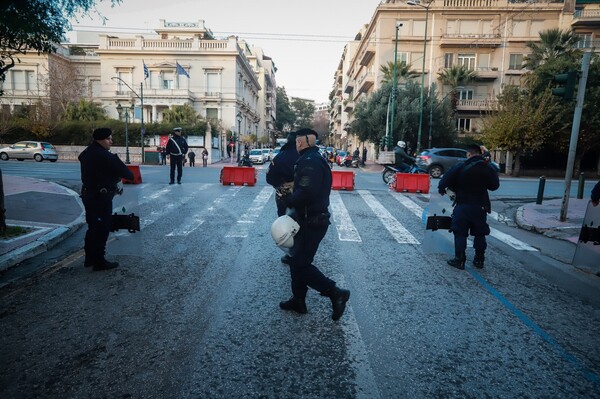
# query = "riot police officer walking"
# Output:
<box><xmin>79</xmin><ymin>128</ymin><xmax>134</xmax><ymax>271</ymax></box>
<box><xmin>278</xmin><ymin>128</ymin><xmax>350</xmax><ymax>321</ymax></box>
<box><xmin>166</xmin><ymin>127</ymin><xmax>189</xmax><ymax>184</ymax></box>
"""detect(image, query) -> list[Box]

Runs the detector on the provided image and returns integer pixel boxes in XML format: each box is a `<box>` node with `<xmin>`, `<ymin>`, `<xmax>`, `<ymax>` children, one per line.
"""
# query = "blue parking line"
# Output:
<box><xmin>468</xmin><ymin>267</ymin><xmax>600</xmax><ymax>390</ymax></box>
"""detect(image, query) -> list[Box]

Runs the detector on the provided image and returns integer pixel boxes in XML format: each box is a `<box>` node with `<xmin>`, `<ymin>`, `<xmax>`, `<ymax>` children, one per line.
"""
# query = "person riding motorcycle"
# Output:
<box><xmin>394</xmin><ymin>141</ymin><xmax>414</xmax><ymax>172</ymax></box>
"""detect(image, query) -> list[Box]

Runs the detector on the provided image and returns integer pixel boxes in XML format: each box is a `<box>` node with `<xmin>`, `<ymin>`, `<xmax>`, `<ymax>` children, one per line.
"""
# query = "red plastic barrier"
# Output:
<box><xmin>122</xmin><ymin>165</ymin><xmax>142</xmax><ymax>184</ymax></box>
<box><xmin>394</xmin><ymin>173</ymin><xmax>429</xmax><ymax>193</ymax></box>
<box><xmin>331</xmin><ymin>170</ymin><xmax>355</xmax><ymax>191</ymax></box>
<box><xmin>220</xmin><ymin>166</ymin><xmax>256</xmax><ymax>186</ymax></box>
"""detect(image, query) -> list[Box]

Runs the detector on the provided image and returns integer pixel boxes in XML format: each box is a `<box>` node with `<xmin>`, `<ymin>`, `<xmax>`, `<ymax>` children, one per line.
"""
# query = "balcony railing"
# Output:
<box><xmin>456</xmin><ymin>99</ymin><xmax>498</xmax><ymax>111</ymax></box>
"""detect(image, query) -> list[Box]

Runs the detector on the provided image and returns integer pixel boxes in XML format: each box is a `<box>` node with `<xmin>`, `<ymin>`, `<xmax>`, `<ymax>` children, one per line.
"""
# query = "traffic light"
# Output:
<box><xmin>552</xmin><ymin>70</ymin><xmax>577</xmax><ymax>101</ymax></box>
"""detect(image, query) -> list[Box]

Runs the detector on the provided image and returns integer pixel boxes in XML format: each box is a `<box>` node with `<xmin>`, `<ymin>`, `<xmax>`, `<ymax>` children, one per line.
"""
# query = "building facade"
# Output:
<box><xmin>332</xmin><ymin>0</ymin><xmax>600</xmax><ymax>151</ymax></box>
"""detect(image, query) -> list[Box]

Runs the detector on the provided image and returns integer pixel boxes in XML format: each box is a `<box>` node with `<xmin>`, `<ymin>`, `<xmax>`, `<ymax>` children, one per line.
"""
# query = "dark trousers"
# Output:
<box><xmin>288</xmin><ymin>223</ymin><xmax>335</xmax><ymax>300</ymax></box>
<box><xmin>82</xmin><ymin>193</ymin><xmax>113</xmax><ymax>261</ymax></box>
<box><xmin>189</xmin><ymin>158</ymin><xmax>195</xmax><ymax>167</ymax></box>
<box><xmin>170</xmin><ymin>155</ymin><xmax>183</xmax><ymax>183</ymax></box>
<box><xmin>451</xmin><ymin>204</ymin><xmax>489</xmax><ymax>257</ymax></box>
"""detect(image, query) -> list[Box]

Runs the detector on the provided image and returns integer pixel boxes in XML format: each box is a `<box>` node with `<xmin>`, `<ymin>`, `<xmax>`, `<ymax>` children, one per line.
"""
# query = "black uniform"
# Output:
<box><xmin>394</xmin><ymin>146</ymin><xmax>414</xmax><ymax>172</ymax></box>
<box><xmin>79</xmin><ymin>141</ymin><xmax>133</xmax><ymax>265</ymax></box>
<box><xmin>438</xmin><ymin>154</ymin><xmax>499</xmax><ymax>263</ymax></box>
<box><xmin>284</xmin><ymin>146</ymin><xmax>335</xmax><ymax>300</ymax></box>
<box><xmin>166</xmin><ymin>133</ymin><xmax>189</xmax><ymax>183</ymax></box>
<box><xmin>188</xmin><ymin>151</ymin><xmax>196</xmax><ymax>167</ymax></box>
<box><xmin>266</xmin><ymin>140</ymin><xmax>301</xmax><ymax>216</ymax></box>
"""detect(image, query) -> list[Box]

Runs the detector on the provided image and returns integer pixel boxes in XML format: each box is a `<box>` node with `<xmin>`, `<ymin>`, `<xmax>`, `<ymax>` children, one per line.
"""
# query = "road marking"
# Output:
<box><xmin>358</xmin><ymin>190</ymin><xmax>419</xmax><ymax>244</ymax></box>
<box><xmin>165</xmin><ymin>183</ymin><xmax>214</xmax><ymax>237</ymax></box>
<box><xmin>390</xmin><ymin>192</ymin><xmax>423</xmax><ymax>218</ymax></box>
<box><xmin>225</xmin><ymin>187</ymin><xmax>273</xmax><ymax>238</ymax></box>
<box><xmin>330</xmin><ymin>190</ymin><xmax>361</xmax><ymax>242</ymax></box>
<box><xmin>490</xmin><ymin>210</ymin><xmax>512</xmax><ymax>223</ymax></box>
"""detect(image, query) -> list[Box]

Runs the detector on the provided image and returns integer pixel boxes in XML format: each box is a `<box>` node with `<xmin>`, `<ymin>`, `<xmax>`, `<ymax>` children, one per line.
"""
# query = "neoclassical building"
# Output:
<box><xmin>331</xmin><ymin>0</ymin><xmax>600</xmax><ymax>151</ymax></box>
<box><xmin>0</xmin><ymin>19</ymin><xmax>277</xmax><ymax>154</ymax></box>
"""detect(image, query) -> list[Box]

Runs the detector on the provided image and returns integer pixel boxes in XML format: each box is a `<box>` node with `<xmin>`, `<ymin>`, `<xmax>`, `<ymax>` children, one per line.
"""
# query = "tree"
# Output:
<box><xmin>291</xmin><ymin>97</ymin><xmax>315</xmax><ymax>128</ymax></box>
<box><xmin>379</xmin><ymin>61</ymin><xmax>419</xmax><ymax>83</ymax></box>
<box><xmin>437</xmin><ymin>65</ymin><xmax>479</xmax><ymax>112</ymax></box>
<box><xmin>63</xmin><ymin>100</ymin><xmax>107</xmax><ymax>121</ymax></box>
<box><xmin>481</xmin><ymin>85</ymin><xmax>559</xmax><ymax>176</ymax></box>
<box><xmin>0</xmin><ymin>0</ymin><xmax>120</xmax><ymax>96</ymax></box>
<box><xmin>162</xmin><ymin>104</ymin><xmax>200</xmax><ymax>124</ymax></box>
<box><xmin>275</xmin><ymin>87</ymin><xmax>296</xmax><ymax>132</ymax></box>
<box><xmin>312</xmin><ymin>111</ymin><xmax>330</xmax><ymax>139</ymax></box>
<box><xmin>523</xmin><ymin>28</ymin><xmax>581</xmax><ymax>70</ymax></box>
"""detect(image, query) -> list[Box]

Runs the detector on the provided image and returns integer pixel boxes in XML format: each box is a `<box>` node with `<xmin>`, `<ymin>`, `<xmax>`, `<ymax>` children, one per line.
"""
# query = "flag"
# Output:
<box><xmin>176</xmin><ymin>61</ymin><xmax>190</xmax><ymax>78</ymax></box>
<box><xmin>143</xmin><ymin>61</ymin><xmax>149</xmax><ymax>80</ymax></box>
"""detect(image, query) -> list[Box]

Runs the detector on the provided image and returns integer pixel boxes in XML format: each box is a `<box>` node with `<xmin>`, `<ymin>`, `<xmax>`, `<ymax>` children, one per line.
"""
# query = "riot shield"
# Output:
<box><xmin>108</xmin><ymin>182</ymin><xmax>142</xmax><ymax>258</ymax></box>
<box><xmin>422</xmin><ymin>191</ymin><xmax>454</xmax><ymax>255</ymax></box>
<box><xmin>572</xmin><ymin>200</ymin><xmax>600</xmax><ymax>274</ymax></box>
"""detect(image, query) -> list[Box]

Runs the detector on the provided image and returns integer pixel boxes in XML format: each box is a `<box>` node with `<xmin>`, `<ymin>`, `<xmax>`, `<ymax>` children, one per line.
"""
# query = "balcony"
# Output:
<box><xmin>141</xmin><ymin>88</ymin><xmax>194</xmax><ymax>99</ymax></box>
<box><xmin>572</xmin><ymin>9</ymin><xmax>600</xmax><ymax>27</ymax></box>
<box><xmin>344</xmin><ymin>83</ymin><xmax>354</xmax><ymax>95</ymax></box>
<box><xmin>359</xmin><ymin>49</ymin><xmax>375</xmax><ymax>67</ymax></box>
<box><xmin>456</xmin><ymin>99</ymin><xmax>498</xmax><ymax>111</ymax></box>
<box><xmin>440</xmin><ymin>33</ymin><xmax>502</xmax><ymax>48</ymax></box>
<box><xmin>343</xmin><ymin>100</ymin><xmax>354</xmax><ymax>113</ymax></box>
<box><xmin>473</xmin><ymin>67</ymin><xmax>499</xmax><ymax>80</ymax></box>
<box><xmin>356</xmin><ymin>72</ymin><xmax>375</xmax><ymax>94</ymax></box>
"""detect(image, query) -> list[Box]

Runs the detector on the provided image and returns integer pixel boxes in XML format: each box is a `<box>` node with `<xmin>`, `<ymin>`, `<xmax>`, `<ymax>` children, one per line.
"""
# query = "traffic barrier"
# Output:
<box><xmin>122</xmin><ymin>165</ymin><xmax>142</xmax><ymax>184</ymax></box>
<box><xmin>331</xmin><ymin>170</ymin><xmax>355</xmax><ymax>191</ymax></box>
<box><xmin>394</xmin><ymin>173</ymin><xmax>429</xmax><ymax>193</ymax></box>
<box><xmin>220</xmin><ymin>166</ymin><xmax>256</xmax><ymax>186</ymax></box>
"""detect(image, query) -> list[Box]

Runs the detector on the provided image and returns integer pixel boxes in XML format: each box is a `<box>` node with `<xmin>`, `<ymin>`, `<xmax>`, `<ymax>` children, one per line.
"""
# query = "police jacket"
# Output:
<box><xmin>592</xmin><ymin>180</ymin><xmax>600</xmax><ymax>203</ymax></box>
<box><xmin>438</xmin><ymin>155</ymin><xmax>499</xmax><ymax>212</ymax></box>
<box><xmin>286</xmin><ymin>146</ymin><xmax>331</xmax><ymax>218</ymax></box>
<box><xmin>166</xmin><ymin>134</ymin><xmax>188</xmax><ymax>156</ymax></box>
<box><xmin>266</xmin><ymin>141</ymin><xmax>300</xmax><ymax>188</ymax></box>
<box><xmin>79</xmin><ymin>141</ymin><xmax>134</xmax><ymax>192</ymax></box>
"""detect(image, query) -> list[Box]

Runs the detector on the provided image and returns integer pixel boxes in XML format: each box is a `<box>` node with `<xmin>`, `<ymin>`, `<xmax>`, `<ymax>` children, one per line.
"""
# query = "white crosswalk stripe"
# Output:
<box><xmin>165</xmin><ymin>183</ymin><xmax>215</xmax><ymax>236</ymax></box>
<box><xmin>358</xmin><ymin>190</ymin><xmax>419</xmax><ymax>244</ymax></box>
<box><xmin>225</xmin><ymin>187</ymin><xmax>273</xmax><ymax>238</ymax></box>
<box><xmin>330</xmin><ymin>190</ymin><xmax>361</xmax><ymax>242</ymax></box>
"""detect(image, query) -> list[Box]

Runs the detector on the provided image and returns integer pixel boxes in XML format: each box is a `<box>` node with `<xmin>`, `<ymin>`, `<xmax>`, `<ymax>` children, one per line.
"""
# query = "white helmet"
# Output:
<box><xmin>271</xmin><ymin>215</ymin><xmax>300</xmax><ymax>248</ymax></box>
<box><xmin>397</xmin><ymin>140</ymin><xmax>406</xmax><ymax>148</ymax></box>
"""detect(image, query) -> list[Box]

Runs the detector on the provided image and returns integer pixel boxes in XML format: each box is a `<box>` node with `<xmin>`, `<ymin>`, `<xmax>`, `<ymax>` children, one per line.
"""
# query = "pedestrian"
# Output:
<box><xmin>279</xmin><ymin>128</ymin><xmax>350</xmax><ymax>321</ymax></box>
<box><xmin>188</xmin><ymin>150</ymin><xmax>196</xmax><ymax>167</ymax></box>
<box><xmin>266</xmin><ymin>131</ymin><xmax>301</xmax><ymax>265</ymax></box>
<box><xmin>202</xmin><ymin>147</ymin><xmax>209</xmax><ymax>167</ymax></box>
<box><xmin>592</xmin><ymin>180</ymin><xmax>600</xmax><ymax>207</ymax></box>
<box><xmin>362</xmin><ymin>146</ymin><xmax>367</xmax><ymax>166</ymax></box>
<box><xmin>161</xmin><ymin>147</ymin><xmax>167</xmax><ymax>165</ymax></box>
<box><xmin>166</xmin><ymin>127</ymin><xmax>188</xmax><ymax>184</ymax></box>
<box><xmin>78</xmin><ymin>127</ymin><xmax>134</xmax><ymax>271</ymax></box>
<box><xmin>438</xmin><ymin>143</ymin><xmax>500</xmax><ymax>269</ymax></box>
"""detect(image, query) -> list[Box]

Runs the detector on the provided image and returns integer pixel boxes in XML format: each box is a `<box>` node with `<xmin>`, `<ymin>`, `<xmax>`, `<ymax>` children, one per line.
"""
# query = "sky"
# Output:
<box><xmin>69</xmin><ymin>0</ymin><xmax>383</xmax><ymax>103</ymax></box>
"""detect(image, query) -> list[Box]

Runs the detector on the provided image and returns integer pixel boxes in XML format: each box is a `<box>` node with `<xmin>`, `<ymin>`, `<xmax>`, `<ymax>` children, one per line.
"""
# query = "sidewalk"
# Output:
<box><xmin>0</xmin><ymin>175</ymin><xmax>85</xmax><ymax>272</ymax></box>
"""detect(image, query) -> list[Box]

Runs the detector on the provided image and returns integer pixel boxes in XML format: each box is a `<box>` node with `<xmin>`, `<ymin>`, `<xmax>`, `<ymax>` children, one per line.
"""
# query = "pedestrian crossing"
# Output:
<box><xmin>113</xmin><ymin>183</ymin><xmax>538</xmax><ymax>253</ymax></box>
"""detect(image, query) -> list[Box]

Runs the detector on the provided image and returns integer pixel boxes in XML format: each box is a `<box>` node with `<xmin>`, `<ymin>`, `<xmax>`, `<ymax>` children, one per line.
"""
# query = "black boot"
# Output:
<box><xmin>280</xmin><ymin>254</ymin><xmax>292</xmax><ymax>265</ymax></box>
<box><xmin>447</xmin><ymin>254</ymin><xmax>466</xmax><ymax>270</ymax></box>
<box><xmin>325</xmin><ymin>286</ymin><xmax>350</xmax><ymax>321</ymax></box>
<box><xmin>473</xmin><ymin>252</ymin><xmax>485</xmax><ymax>269</ymax></box>
<box><xmin>92</xmin><ymin>259</ymin><xmax>119</xmax><ymax>271</ymax></box>
<box><xmin>279</xmin><ymin>297</ymin><xmax>307</xmax><ymax>314</ymax></box>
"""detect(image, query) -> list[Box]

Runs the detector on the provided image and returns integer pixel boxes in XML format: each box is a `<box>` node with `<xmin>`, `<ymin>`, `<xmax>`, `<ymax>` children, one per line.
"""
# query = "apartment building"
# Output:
<box><xmin>0</xmin><ymin>19</ymin><xmax>277</xmax><ymax>154</ymax></box>
<box><xmin>332</xmin><ymin>0</ymin><xmax>600</xmax><ymax>149</ymax></box>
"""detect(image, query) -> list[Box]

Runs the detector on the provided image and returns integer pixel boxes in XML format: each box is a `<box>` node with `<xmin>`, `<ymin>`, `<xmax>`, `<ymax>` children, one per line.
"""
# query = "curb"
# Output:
<box><xmin>515</xmin><ymin>206</ymin><xmax>535</xmax><ymax>231</ymax></box>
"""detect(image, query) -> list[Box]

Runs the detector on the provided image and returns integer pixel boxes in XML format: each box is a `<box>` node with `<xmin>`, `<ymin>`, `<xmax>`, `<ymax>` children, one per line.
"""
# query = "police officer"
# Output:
<box><xmin>279</xmin><ymin>128</ymin><xmax>350</xmax><ymax>321</ymax></box>
<box><xmin>438</xmin><ymin>144</ymin><xmax>500</xmax><ymax>269</ymax></box>
<box><xmin>79</xmin><ymin>127</ymin><xmax>134</xmax><ymax>271</ymax></box>
<box><xmin>266</xmin><ymin>131</ymin><xmax>301</xmax><ymax>265</ymax></box>
<box><xmin>166</xmin><ymin>127</ymin><xmax>189</xmax><ymax>184</ymax></box>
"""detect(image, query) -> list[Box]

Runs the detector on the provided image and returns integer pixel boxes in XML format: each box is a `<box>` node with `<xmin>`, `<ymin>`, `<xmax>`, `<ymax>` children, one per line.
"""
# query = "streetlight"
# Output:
<box><xmin>408</xmin><ymin>0</ymin><xmax>433</xmax><ymax>154</ymax></box>
<box><xmin>236</xmin><ymin>111</ymin><xmax>242</xmax><ymax>162</ymax></box>
<box><xmin>116</xmin><ymin>102</ymin><xmax>135</xmax><ymax>164</ymax></box>
<box><xmin>111</xmin><ymin>77</ymin><xmax>145</xmax><ymax>163</ymax></box>
<box><xmin>388</xmin><ymin>21</ymin><xmax>403</xmax><ymax>148</ymax></box>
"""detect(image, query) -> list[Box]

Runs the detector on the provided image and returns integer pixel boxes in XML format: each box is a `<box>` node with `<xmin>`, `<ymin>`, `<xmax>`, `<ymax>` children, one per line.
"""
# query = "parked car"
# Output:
<box><xmin>248</xmin><ymin>149</ymin><xmax>265</xmax><ymax>164</ymax></box>
<box><xmin>415</xmin><ymin>148</ymin><xmax>467</xmax><ymax>178</ymax></box>
<box><xmin>0</xmin><ymin>141</ymin><xmax>58</xmax><ymax>162</ymax></box>
<box><xmin>261</xmin><ymin>148</ymin><xmax>273</xmax><ymax>162</ymax></box>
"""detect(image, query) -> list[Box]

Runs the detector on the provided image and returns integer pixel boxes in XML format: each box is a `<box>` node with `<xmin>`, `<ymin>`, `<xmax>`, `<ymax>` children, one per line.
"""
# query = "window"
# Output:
<box><xmin>477</xmin><ymin>54</ymin><xmax>490</xmax><ymax>69</ymax></box>
<box><xmin>509</xmin><ymin>54</ymin><xmax>524</xmax><ymax>70</ymax></box>
<box><xmin>457</xmin><ymin>118</ymin><xmax>472</xmax><ymax>132</ymax></box>
<box><xmin>413</xmin><ymin>20</ymin><xmax>426</xmax><ymax>37</ymax></box>
<box><xmin>530</xmin><ymin>21</ymin><xmax>545</xmax><ymax>37</ymax></box>
<box><xmin>397</xmin><ymin>52</ymin><xmax>408</xmax><ymax>65</ymax></box>
<box><xmin>511</xmin><ymin>21</ymin><xmax>527</xmax><ymax>37</ymax></box>
<box><xmin>116</xmin><ymin>71</ymin><xmax>132</xmax><ymax>94</ymax></box>
<box><xmin>459</xmin><ymin>20</ymin><xmax>478</xmax><ymax>34</ymax></box>
<box><xmin>458</xmin><ymin>89</ymin><xmax>473</xmax><ymax>100</ymax></box>
<box><xmin>444</xmin><ymin>53</ymin><xmax>454</xmax><ymax>68</ymax></box>
<box><xmin>412</xmin><ymin>52</ymin><xmax>424</xmax><ymax>69</ymax></box>
<box><xmin>457</xmin><ymin>54</ymin><xmax>476</xmax><ymax>70</ymax></box>
<box><xmin>575</xmin><ymin>33</ymin><xmax>592</xmax><ymax>49</ymax></box>
<box><xmin>162</xmin><ymin>72</ymin><xmax>174</xmax><ymax>89</ymax></box>
<box><xmin>206</xmin><ymin>108</ymin><xmax>218</xmax><ymax>122</ymax></box>
<box><xmin>206</xmin><ymin>72</ymin><xmax>220</xmax><ymax>95</ymax></box>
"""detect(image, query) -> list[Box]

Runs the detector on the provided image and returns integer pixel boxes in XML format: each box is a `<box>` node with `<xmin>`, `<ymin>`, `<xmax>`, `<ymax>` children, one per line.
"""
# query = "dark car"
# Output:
<box><xmin>415</xmin><ymin>148</ymin><xmax>467</xmax><ymax>178</ymax></box>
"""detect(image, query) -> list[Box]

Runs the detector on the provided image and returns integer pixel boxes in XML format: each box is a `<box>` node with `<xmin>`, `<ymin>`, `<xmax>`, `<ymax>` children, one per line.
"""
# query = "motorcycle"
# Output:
<box><xmin>342</xmin><ymin>154</ymin><xmax>360</xmax><ymax>168</ymax></box>
<box><xmin>382</xmin><ymin>160</ymin><xmax>427</xmax><ymax>184</ymax></box>
<box><xmin>238</xmin><ymin>153</ymin><xmax>253</xmax><ymax>167</ymax></box>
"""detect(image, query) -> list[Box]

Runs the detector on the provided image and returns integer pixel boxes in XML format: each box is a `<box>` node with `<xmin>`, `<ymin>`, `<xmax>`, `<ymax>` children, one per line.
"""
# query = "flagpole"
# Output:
<box><xmin>140</xmin><ymin>82</ymin><xmax>145</xmax><ymax>164</ymax></box>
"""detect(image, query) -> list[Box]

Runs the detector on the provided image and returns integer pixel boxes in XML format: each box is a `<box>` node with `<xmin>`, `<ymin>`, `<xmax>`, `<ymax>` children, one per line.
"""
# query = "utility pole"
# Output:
<box><xmin>560</xmin><ymin>51</ymin><xmax>591</xmax><ymax>222</ymax></box>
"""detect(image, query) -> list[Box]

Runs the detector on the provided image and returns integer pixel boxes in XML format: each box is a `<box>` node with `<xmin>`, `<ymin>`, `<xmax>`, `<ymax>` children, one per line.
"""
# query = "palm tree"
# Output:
<box><xmin>523</xmin><ymin>28</ymin><xmax>581</xmax><ymax>70</ymax></box>
<box><xmin>437</xmin><ymin>65</ymin><xmax>479</xmax><ymax>112</ymax></box>
<box><xmin>379</xmin><ymin>61</ymin><xmax>419</xmax><ymax>84</ymax></box>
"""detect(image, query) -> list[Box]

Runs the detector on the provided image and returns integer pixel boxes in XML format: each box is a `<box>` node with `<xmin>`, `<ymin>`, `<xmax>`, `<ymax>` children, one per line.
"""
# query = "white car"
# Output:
<box><xmin>0</xmin><ymin>141</ymin><xmax>59</xmax><ymax>162</ymax></box>
<box><xmin>261</xmin><ymin>148</ymin><xmax>273</xmax><ymax>161</ymax></box>
<box><xmin>248</xmin><ymin>149</ymin><xmax>265</xmax><ymax>164</ymax></box>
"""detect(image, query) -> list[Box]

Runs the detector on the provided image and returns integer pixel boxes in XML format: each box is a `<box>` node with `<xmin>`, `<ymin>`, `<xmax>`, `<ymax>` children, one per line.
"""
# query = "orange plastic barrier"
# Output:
<box><xmin>220</xmin><ymin>166</ymin><xmax>256</xmax><ymax>186</ymax></box>
<box><xmin>122</xmin><ymin>165</ymin><xmax>142</xmax><ymax>184</ymax></box>
<box><xmin>394</xmin><ymin>173</ymin><xmax>429</xmax><ymax>193</ymax></box>
<box><xmin>331</xmin><ymin>170</ymin><xmax>355</xmax><ymax>191</ymax></box>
